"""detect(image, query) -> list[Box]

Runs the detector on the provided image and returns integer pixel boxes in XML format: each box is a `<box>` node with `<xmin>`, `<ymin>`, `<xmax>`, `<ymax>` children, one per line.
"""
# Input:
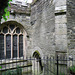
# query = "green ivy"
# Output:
<box><xmin>2</xmin><ymin>0</ymin><xmax>12</xmax><ymax>21</ymax></box>
<box><xmin>2</xmin><ymin>0</ymin><xmax>28</xmax><ymax>21</ymax></box>
<box><xmin>69</xmin><ymin>66</ymin><xmax>75</xmax><ymax>73</ymax></box>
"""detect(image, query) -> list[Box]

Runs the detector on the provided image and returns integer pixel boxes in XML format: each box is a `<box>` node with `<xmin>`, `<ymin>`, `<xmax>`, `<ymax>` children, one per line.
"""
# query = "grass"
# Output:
<box><xmin>69</xmin><ymin>66</ymin><xmax>75</xmax><ymax>74</ymax></box>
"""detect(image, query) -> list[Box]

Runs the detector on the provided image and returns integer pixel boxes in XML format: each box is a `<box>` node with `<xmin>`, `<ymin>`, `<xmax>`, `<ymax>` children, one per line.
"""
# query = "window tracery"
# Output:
<box><xmin>0</xmin><ymin>25</ymin><xmax>24</xmax><ymax>59</ymax></box>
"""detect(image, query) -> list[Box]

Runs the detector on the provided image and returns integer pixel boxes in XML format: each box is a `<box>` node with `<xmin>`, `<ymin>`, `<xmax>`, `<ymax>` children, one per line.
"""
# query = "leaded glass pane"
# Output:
<box><xmin>0</xmin><ymin>34</ymin><xmax>4</xmax><ymax>59</ymax></box>
<box><xmin>6</xmin><ymin>35</ymin><xmax>11</xmax><ymax>59</ymax></box>
<box><xmin>10</xmin><ymin>25</ymin><xmax>15</xmax><ymax>31</ymax></box>
<box><xmin>16</xmin><ymin>27</ymin><xmax>20</xmax><ymax>33</ymax></box>
<box><xmin>3</xmin><ymin>27</ymin><xmax>8</xmax><ymax>33</ymax></box>
<box><xmin>13</xmin><ymin>35</ymin><xmax>17</xmax><ymax>58</ymax></box>
<box><xmin>19</xmin><ymin>35</ymin><xmax>23</xmax><ymax>57</ymax></box>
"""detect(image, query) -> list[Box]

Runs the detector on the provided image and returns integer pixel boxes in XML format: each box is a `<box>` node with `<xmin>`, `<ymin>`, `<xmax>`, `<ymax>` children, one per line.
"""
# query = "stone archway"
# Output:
<box><xmin>32</xmin><ymin>51</ymin><xmax>43</xmax><ymax>75</ymax></box>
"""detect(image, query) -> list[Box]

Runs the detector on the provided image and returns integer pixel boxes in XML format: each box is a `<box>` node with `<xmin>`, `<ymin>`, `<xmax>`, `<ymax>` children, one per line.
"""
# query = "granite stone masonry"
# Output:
<box><xmin>31</xmin><ymin>0</ymin><xmax>55</xmax><ymax>56</ymax></box>
<box><xmin>0</xmin><ymin>0</ymin><xmax>75</xmax><ymax>58</ymax></box>
<box><xmin>31</xmin><ymin>0</ymin><xmax>75</xmax><ymax>57</ymax></box>
<box><xmin>67</xmin><ymin>0</ymin><xmax>75</xmax><ymax>55</ymax></box>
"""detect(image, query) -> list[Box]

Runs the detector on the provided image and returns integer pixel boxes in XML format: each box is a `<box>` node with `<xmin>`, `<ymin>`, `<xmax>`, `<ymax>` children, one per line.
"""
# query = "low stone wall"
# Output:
<box><xmin>0</xmin><ymin>59</ymin><xmax>32</xmax><ymax>75</ymax></box>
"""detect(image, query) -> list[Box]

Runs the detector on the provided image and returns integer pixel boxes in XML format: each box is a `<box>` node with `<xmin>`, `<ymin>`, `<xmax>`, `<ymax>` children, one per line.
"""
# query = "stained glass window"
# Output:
<box><xmin>10</xmin><ymin>25</ymin><xmax>15</xmax><ymax>30</ymax></box>
<box><xmin>19</xmin><ymin>35</ymin><xmax>23</xmax><ymax>57</ymax></box>
<box><xmin>3</xmin><ymin>27</ymin><xmax>8</xmax><ymax>33</ymax></box>
<box><xmin>13</xmin><ymin>35</ymin><xmax>17</xmax><ymax>58</ymax></box>
<box><xmin>6</xmin><ymin>35</ymin><xmax>11</xmax><ymax>59</ymax></box>
<box><xmin>0</xmin><ymin>34</ymin><xmax>4</xmax><ymax>59</ymax></box>
<box><xmin>16</xmin><ymin>27</ymin><xmax>20</xmax><ymax>33</ymax></box>
<box><xmin>0</xmin><ymin>24</ymin><xmax>24</xmax><ymax>59</ymax></box>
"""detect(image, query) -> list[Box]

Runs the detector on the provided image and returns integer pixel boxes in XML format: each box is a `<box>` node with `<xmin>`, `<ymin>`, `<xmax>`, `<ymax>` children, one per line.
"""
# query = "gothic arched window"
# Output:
<box><xmin>0</xmin><ymin>24</ymin><xmax>25</xmax><ymax>59</ymax></box>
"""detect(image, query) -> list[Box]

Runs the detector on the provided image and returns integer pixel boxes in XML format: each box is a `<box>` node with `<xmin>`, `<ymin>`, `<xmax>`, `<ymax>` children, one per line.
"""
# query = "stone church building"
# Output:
<box><xmin>0</xmin><ymin>0</ymin><xmax>75</xmax><ymax>59</ymax></box>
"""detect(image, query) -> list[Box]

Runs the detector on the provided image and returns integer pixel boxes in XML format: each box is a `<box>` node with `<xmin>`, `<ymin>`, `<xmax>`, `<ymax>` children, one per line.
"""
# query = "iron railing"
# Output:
<box><xmin>0</xmin><ymin>55</ymin><xmax>75</xmax><ymax>75</ymax></box>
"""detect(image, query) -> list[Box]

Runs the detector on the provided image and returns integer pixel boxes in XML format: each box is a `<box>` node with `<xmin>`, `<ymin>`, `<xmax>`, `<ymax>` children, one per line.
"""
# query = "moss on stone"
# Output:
<box><xmin>60</xmin><ymin>10</ymin><xmax>65</xmax><ymax>12</ymax></box>
<box><xmin>35</xmin><ymin>50</ymin><xmax>40</xmax><ymax>56</ymax></box>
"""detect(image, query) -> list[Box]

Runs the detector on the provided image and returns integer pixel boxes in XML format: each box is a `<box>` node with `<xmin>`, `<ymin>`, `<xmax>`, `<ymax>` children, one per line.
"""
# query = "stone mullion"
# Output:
<box><xmin>4</xmin><ymin>34</ymin><xmax>6</xmax><ymax>58</ymax></box>
<box><xmin>11</xmin><ymin>34</ymin><xmax>13</xmax><ymax>58</ymax></box>
<box><xmin>23</xmin><ymin>33</ymin><xmax>26</xmax><ymax>58</ymax></box>
<box><xmin>18</xmin><ymin>35</ymin><xmax>19</xmax><ymax>57</ymax></box>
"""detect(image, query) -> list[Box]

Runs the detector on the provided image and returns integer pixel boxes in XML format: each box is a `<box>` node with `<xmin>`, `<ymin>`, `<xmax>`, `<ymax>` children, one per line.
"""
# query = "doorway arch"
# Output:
<box><xmin>33</xmin><ymin>51</ymin><xmax>43</xmax><ymax>74</ymax></box>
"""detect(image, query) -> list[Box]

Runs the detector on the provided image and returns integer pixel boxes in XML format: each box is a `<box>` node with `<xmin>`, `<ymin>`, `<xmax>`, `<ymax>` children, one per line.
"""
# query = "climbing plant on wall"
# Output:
<box><xmin>0</xmin><ymin>0</ymin><xmax>12</xmax><ymax>21</ymax></box>
<box><xmin>0</xmin><ymin>0</ymin><xmax>29</xmax><ymax>21</ymax></box>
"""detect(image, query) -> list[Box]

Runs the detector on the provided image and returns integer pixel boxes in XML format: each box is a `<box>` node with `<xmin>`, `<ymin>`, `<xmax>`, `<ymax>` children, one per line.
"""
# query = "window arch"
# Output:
<box><xmin>0</xmin><ymin>24</ymin><xmax>25</xmax><ymax>59</ymax></box>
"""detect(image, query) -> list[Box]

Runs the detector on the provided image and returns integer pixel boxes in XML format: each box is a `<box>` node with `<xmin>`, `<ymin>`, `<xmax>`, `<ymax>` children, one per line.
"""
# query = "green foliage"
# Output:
<box><xmin>2</xmin><ymin>0</ymin><xmax>12</xmax><ymax>21</ymax></box>
<box><xmin>69</xmin><ymin>66</ymin><xmax>75</xmax><ymax>73</ymax></box>
<box><xmin>2</xmin><ymin>70</ymin><xmax>12</xmax><ymax>75</ymax></box>
<box><xmin>55</xmin><ymin>71</ymin><xmax>65</xmax><ymax>75</ymax></box>
<box><xmin>16</xmin><ymin>65</ymin><xmax>22</xmax><ymax>75</ymax></box>
<box><xmin>0</xmin><ymin>66</ymin><xmax>2</xmax><ymax>69</ymax></box>
<box><xmin>59</xmin><ymin>72</ymin><xmax>65</xmax><ymax>75</ymax></box>
<box><xmin>2</xmin><ymin>66</ymin><xmax>22</xmax><ymax>75</ymax></box>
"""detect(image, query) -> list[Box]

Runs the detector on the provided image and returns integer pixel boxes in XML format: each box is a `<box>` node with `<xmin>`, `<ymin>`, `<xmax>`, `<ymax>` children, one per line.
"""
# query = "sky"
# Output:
<box><xmin>27</xmin><ymin>0</ymin><xmax>32</xmax><ymax>3</ymax></box>
<box><xmin>17</xmin><ymin>0</ymin><xmax>32</xmax><ymax>3</ymax></box>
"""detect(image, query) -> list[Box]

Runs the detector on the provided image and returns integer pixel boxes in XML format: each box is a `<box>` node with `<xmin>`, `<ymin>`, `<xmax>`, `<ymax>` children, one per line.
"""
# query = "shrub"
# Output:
<box><xmin>16</xmin><ymin>66</ymin><xmax>22</xmax><ymax>75</ymax></box>
<box><xmin>69</xmin><ymin>66</ymin><xmax>75</xmax><ymax>74</ymax></box>
<box><xmin>55</xmin><ymin>72</ymin><xmax>65</xmax><ymax>75</ymax></box>
<box><xmin>2</xmin><ymin>66</ymin><xmax>22</xmax><ymax>75</ymax></box>
<box><xmin>60</xmin><ymin>72</ymin><xmax>65</xmax><ymax>75</ymax></box>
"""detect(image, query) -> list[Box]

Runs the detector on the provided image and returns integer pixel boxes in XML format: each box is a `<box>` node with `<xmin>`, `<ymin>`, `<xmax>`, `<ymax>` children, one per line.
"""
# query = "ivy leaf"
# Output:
<box><xmin>4</xmin><ymin>8</ymin><xmax>7</xmax><ymax>12</ymax></box>
<box><xmin>5</xmin><ymin>18</ymin><xmax>7</xmax><ymax>21</ymax></box>
<box><xmin>9</xmin><ymin>0</ymin><xmax>12</xmax><ymax>1</ymax></box>
<box><xmin>6</xmin><ymin>11</ymin><xmax>10</xmax><ymax>17</ymax></box>
<box><xmin>2</xmin><ymin>0</ymin><xmax>12</xmax><ymax>21</ymax></box>
<box><xmin>8</xmin><ymin>3</ymin><xmax>11</xmax><ymax>7</ymax></box>
<box><xmin>3</xmin><ymin>15</ymin><xmax>7</xmax><ymax>21</ymax></box>
<box><xmin>0</xmin><ymin>66</ymin><xmax>2</xmax><ymax>69</ymax></box>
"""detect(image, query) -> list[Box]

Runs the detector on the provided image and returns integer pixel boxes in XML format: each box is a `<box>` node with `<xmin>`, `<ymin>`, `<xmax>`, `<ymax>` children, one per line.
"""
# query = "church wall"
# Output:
<box><xmin>55</xmin><ymin>0</ymin><xmax>66</xmax><ymax>7</ymax></box>
<box><xmin>31</xmin><ymin>0</ymin><xmax>55</xmax><ymax>56</ymax></box>
<box><xmin>31</xmin><ymin>0</ymin><xmax>68</xmax><ymax>57</ymax></box>
<box><xmin>55</xmin><ymin>0</ymin><xmax>67</xmax><ymax>54</ymax></box>
<box><xmin>67</xmin><ymin>0</ymin><xmax>75</xmax><ymax>55</ymax></box>
<box><xmin>1</xmin><ymin>0</ymin><xmax>75</xmax><ymax>58</ymax></box>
